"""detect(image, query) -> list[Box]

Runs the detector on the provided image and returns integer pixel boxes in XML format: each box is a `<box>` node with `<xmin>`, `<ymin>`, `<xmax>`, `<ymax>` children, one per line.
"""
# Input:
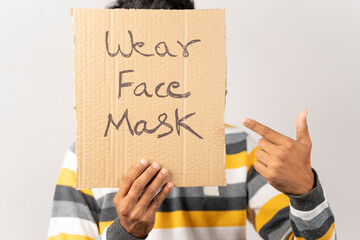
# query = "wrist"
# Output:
<box><xmin>286</xmin><ymin>168</ymin><xmax>326</xmax><ymax>211</ymax></box>
<box><xmin>296</xmin><ymin>168</ymin><xmax>315</xmax><ymax>196</ymax></box>
<box><xmin>106</xmin><ymin>217</ymin><xmax>147</xmax><ymax>240</ymax></box>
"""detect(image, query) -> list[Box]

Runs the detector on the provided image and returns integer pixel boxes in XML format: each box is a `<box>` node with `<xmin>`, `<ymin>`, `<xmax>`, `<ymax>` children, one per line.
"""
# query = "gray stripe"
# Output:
<box><xmin>218</xmin><ymin>182</ymin><xmax>247</xmax><ymax>198</ymax></box>
<box><xmin>290</xmin><ymin>206</ymin><xmax>333</xmax><ymax>231</ymax></box>
<box><xmin>226</xmin><ymin>140</ymin><xmax>247</xmax><ymax>155</ymax></box>
<box><xmin>69</xmin><ymin>141</ymin><xmax>76</xmax><ymax>153</ymax></box>
<box><xmin>54</xmin><ymin>185</ymin><xmax>101</xmax><ymax>215</ymax></box>
<box><xmin>259</xmin><ymin>206</ymin><xmax>290</xmax><ymax>239</ymax></box>
<box><xmin>167</xmin><ymin>186</ymin><xmax>205</xmax><ymax>198</ymax></box>
<box><xmin>52</xmin><ymin>200</ymin><xmax>97</xmax><ymax>223</ymax></box>
<box><xmin>268</xmin><ymin>220</ymin><xmax>291</xmax><ymax>240</ymax></box>
<box><xmin>248</xmin><ymin>174</ymin><xmax>268</xmax><ymax>200</ymax></box>
<box><xmin>100</xmin><ymin>207</ymin><xmax>118</xmax><ymax>222</ymax></box>
<box><xmin>95</xmin><ymin>183</ymin><xmax>247</xmax><ymax>215</ymax></box>
<box><xmin>225</xmin><ymin>132</ymin><xmax>247</xmax><ymax>145</ymax></box>
<box><xmin>291</xmin><ymin>215</ymin><xmax>334</xmax><ymax>239</ymax></box>
<box><xmin>96</xmin><ymin>192</ymin><xmax>117</xmax><ymax>210</ymax></box>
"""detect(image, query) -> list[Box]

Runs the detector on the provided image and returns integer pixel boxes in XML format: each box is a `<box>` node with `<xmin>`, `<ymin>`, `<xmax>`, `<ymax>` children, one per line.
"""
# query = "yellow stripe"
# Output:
<box><xmin>224</xmin><ymin>123</ymin><xmax>237</xmax><ymax>128</ymax></box>
<box><xmin>57</xmin><ymin>168</ymin><xmax>77</xmax><ymax>188</ymax></box>
<box><xmin>255</xmin><ymin>193</ymin><xmax>289</xmax><ymax>232</ymax></box>
<box><xmin>99</xmin><ymin>221</ymin><xmax>114</xmax><ymax>234</ymax></box>
<box><xmin>288</xmin><ymin>232</ymin><xmax>294</xmax><ymax>240</ymax></box>
<box><xmin>225</xmin><ymin>151</ymin><xmax>248</xmax><ymax>169</ymax></box>
<box><xmin>291</xmin><ymin>221</ymin><xmax>335</xmax><ymax>240</ymax></box>
<box><xmin>247</xmin><ymin>146</ymin><xmax>260</xmax><ymax>172</ymax></box>
<box><xmin>80</xmin><ymin>189</ymin><xmax>94</xmax><ymax>196</ymax></box>
<box><xmin>48</xmin><ymin>233</ymin><xmax>94</xmax><ymax>240</ymax></box>
<box><xmin>57</xmin><ymin>167</ymin><xmax>93</xmax><ymax>196</ymax></box>
<box><xmin>318</xmin><ymin>222</ymin><xmax>336</xmax><ymax>240</ymax></box>
<box><xmin>100</xmin><ymin>211</ymin><xmax>248</xmax><ymax>231</ymax></box>
<box><xmin>153</xmin><ymin>210</ymin><xmax>246</xmax><ymax>228</ymax></box>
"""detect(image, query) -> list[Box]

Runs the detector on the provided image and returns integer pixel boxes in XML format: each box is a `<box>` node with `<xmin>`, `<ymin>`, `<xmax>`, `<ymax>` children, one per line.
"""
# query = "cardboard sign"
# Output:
<box><xmin>71</xmin><ymin>8</ymin><xmax>227</xmax><ymax>188</ymax></box>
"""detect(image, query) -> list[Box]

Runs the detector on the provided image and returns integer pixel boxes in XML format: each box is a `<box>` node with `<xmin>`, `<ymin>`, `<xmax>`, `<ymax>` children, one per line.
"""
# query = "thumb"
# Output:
<box><xmin>296</xmin><ymin>110</ymin><xmax>311</xmax><ymax>145</ymax></box>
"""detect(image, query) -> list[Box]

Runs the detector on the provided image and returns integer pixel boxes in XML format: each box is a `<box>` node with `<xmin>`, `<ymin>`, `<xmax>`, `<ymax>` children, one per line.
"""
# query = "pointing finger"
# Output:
<box><xmin>242</xmin><ymin>118</ymin><xmax>290</xmax><ymax>145</ymax></box>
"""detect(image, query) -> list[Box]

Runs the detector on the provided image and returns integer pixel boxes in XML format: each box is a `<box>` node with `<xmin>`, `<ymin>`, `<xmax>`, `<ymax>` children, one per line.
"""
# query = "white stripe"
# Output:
<box><xmin>225</xmin><ymin>126</ymin><xmax>243</xmax><ymax>134</ymax></box>
<box><xmin>290</xmin><ymin>198</ymin><xmax>329</xmax><ymax>221</ymax></box>
<box><xmin>225</xmin><ymin>166</ymin><xmax>248</xmax><ymax>184</ymax></box>
<box><xmin>48</xmin><ymin>217</ymin><xmax>99</xmax><ymax>238</ymax></box>
<box><xmin>62</xmin><ymin>150</ymin><xmax>77</xmax><ymax>172</ymax></box>
<box><xmin>330</xmin><ymin>229</ymin><xmax>336</xmax><ymax>240</ymax></box>
<box><xmin>148</xmin><ymin>226</ymin><xmax>246</xmax><ymax>240</ymax></box>
<box><xmin>102</xmin><ymin>226</ymin><xmax>109</xmax><ymax>240</ymax></box>
<box><xmin>92</xmin><ymin>188</ymin><xmax>119</xmax><ymax>200</ymax></box>
<box><xmin>246</xmin><ymin>134</ymin><xmax>258</xmax><ymax>154</ymax></box>
<box><xmin>203</xmin><ymin>186</ymin><xmax>220</xmax><ymax>196</ymax></box>
<box><xmin>281</xmin><ymin>228</ymin><xmax>293</xmax><ymax>240</ymax></box>
<box><xmin>249</xmin><ymin>183</ymin><xmax>282</xmax><ymax>215</ymax></box>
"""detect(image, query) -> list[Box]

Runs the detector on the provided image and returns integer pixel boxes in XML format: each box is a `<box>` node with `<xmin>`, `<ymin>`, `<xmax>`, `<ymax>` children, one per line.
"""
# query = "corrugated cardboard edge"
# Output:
<box><xmin>71</xmin><ymin>8</ymin><xmax>228</xmax><ymax>189</ymax></box>
<box><xmin>70</xmin><ymin>8</ymin><xmax>82</xmax><ymax>189</ymax></box>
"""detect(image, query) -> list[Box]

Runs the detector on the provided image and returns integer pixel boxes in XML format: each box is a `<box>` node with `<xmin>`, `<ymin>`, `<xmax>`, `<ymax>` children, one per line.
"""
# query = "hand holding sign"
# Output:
<box><xmin>242</xmin><ymin>110</ymin><xmax>314</xmax><ymax>196</ymax></box>
<box><xmin>113</xmin><ymin>159</ymin><xmax>173</xmax><ymax>238</ymax></box>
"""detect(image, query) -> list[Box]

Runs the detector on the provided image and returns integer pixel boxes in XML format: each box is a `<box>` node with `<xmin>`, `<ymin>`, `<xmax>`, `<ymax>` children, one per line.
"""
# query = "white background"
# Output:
<box><xmin>1</xmin><ymin>0</ymin><xmax>359</xmax><ymax>239</ymax></box>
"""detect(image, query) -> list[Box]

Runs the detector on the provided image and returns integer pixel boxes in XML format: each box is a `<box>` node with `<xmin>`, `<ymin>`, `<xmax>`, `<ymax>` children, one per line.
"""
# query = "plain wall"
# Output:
<box><xmin>1</xmin><ymin>0</ymin><xmax>359</xmax><ymax>239</ymax></box>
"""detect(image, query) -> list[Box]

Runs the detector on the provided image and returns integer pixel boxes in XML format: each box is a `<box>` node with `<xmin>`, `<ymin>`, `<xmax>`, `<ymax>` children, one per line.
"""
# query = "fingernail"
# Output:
<box><xmin>140</xmin><ymin>159</ymin><xmax>147</xmax><ymax>166</ymax></box>
<box><xmin>152</xmin><ymin>162</ymin><xmax>160</xmax><ymax>170</ymax></box>
<box><xmin>242</xmin><ymin>118</ymin><xmax>249</xmax><ymax>126</ymax></box>
<box><xmin>167</xmin><ymin>182</ymin><xmax>173</xmax><ymax>188</ymax></box>
<box><xmin>161</xmin><ymin>168</ymin><xmax>168</xmax><ymax>175</ymax></box>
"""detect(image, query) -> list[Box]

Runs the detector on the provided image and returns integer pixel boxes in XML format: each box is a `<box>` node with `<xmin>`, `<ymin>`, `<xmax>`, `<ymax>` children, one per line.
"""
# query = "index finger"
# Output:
<box><xmin>242</xmin><ymin>118</ymin><xmax>290</xmax><ymax>144</ymax></box>
<box><xmin>117</xmin><ymin>159</ymin><xmax>150</xmax><ymax>198</ymax></box>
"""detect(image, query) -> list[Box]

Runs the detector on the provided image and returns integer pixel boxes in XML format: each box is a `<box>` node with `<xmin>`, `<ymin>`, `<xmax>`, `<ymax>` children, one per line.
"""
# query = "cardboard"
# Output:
<box><xmin>71</xmin><ymin>8</ymin><xmax>227</xmax><ymax>188</ymax></box>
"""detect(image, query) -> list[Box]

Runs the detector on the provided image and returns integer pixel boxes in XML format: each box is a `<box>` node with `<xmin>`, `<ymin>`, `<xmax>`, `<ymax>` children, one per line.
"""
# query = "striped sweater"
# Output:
<box><xmin>48</xmin><ymin>127</ymin><xmax>336</xmax><ymax>240</ymax></box>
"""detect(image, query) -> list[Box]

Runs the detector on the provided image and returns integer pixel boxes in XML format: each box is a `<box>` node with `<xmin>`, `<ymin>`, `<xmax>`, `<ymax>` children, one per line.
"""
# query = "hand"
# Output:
<box><xmin>242</xmin><ymin>110</ymin><xmax>314</xmax><ymax>196</ymax></box>
<box><xmin>113</xmin><ymin>159</ymin><xmax>174</xmax><ymax>238</ymax></box>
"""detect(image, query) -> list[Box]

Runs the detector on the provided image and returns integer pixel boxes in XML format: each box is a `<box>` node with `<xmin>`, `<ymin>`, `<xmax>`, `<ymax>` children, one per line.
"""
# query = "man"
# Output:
<box><xmin>47</xmin><ymin>0</ymin><xmax>336</xmax><ymax>239</ymax></box>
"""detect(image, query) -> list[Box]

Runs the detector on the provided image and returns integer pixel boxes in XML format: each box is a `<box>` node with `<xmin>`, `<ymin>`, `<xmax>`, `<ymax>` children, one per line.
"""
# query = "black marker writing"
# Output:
<box><xmin>106</xmin><ymin>30</ymin><xmax>201</xmax><ymax>58</ymax></box>
<box><xmin>104</xmin><ymin>108</ymin><xmax>202</xmax><ymax>139</ymax></box>
<box><xmin>117</xmin><ymin>70</ymin><xmax>191</xmax><ymax>99</ymax></box>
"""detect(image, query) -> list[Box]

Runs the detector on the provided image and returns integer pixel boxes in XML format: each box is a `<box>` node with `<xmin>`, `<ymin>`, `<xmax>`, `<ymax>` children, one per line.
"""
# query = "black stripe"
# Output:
<box><xmin>247</xmin><ymin>165</ymin><xmax>260</xmax><ymax>183</ymax></box>
<box><xmin>54</xmin><ymin>185</ymin><xmax>101</xmax><ymax>221</ymax></box>
<box><xmin>100</xmin><ymin>207</ymin><xmax>118</xmax><ymax>222</ymax></box>
<box><xmin>226</xmin><ymin>140</ymin><xmax>247</xmax><ymax>155</ymax></box>
<box><xmin>291</xmin><ymin>215</ymin><xmax>335</xmax><ymax>239</ymax></box>
<box><xmin>259</xmin><ymin>206</ymin><xmax>290</xmax><ymax>240</ymax></box>
<box><xmin>158</xmin><ymin>196</ymin><xmax>247</xmax><ymax>212</ymax></box>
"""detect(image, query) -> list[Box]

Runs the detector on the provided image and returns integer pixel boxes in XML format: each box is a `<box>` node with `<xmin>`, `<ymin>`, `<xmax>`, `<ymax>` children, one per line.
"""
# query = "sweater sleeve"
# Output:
<box><xmin>47</xmin><ymin>144</ymin><xmax>145</xmax><ymax>240</ymax></box>
<box><xmin>246</xmin><ymin>145</ymin><xmax>337</xmax><ymax>240</ymax></box>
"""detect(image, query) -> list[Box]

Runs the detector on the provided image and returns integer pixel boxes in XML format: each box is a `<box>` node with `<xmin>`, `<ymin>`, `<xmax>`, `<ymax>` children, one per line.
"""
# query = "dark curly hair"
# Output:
<box><xmin>109</xmin><ymin>0</ymin><xmax>195</xmax><ymax>9</ymax></box>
